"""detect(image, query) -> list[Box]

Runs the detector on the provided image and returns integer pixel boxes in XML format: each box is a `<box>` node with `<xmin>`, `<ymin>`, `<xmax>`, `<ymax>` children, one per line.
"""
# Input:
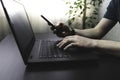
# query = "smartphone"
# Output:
<box><xmin>41</xmin><ymin>15</ymin><xmax>55</xmax><ymax>30</ymax></box>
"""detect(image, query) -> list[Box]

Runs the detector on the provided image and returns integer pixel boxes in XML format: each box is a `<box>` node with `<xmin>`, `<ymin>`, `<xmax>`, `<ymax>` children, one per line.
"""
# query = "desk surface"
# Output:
<box><xmin>1</xmin><ymin>33</ymin><xmax>120</xmax><ymax>80</ymax></box>
<box><xmin>0</xmin><ymin>34</ymin><xmax>26</xmax><ymax>80</ymax></box>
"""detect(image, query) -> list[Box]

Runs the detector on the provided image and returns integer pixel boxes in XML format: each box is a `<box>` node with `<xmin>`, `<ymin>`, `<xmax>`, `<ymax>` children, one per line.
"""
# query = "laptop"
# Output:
<box><xmin>1</xmin><ymin>0</ymin><xmax>99</xmax><ymax>65</ymax></box>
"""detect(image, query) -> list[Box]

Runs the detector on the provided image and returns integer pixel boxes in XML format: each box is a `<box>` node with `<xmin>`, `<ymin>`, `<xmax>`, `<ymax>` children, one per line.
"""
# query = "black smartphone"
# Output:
<box><xmin>41</xmin><ymin>15</ymin><xmax>55</xmax><ymax>30</ymax></box>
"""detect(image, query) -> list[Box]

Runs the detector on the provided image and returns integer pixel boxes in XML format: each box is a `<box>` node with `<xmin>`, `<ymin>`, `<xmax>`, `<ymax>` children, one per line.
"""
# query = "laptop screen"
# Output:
<box><xmin>2</xmin><ymin>0</ymin><xmax>35</xmax><ymax>64</ymax></box>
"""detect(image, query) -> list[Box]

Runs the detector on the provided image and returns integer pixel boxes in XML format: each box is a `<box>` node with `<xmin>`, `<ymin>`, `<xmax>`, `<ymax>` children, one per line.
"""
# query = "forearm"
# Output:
<box><xmin>74</xmin><ymin>28</ymin><xmax>101</xmax><ymax>39</ymax></box>
<box><xmin>74</xmin><ymin>18</ymin><xmax>116</xmax><ymax>39</ymax></box>
<box><xmin>93</xmin><ymin>39</ymin><xmax>120</xmax><ymax>56</ymax></box>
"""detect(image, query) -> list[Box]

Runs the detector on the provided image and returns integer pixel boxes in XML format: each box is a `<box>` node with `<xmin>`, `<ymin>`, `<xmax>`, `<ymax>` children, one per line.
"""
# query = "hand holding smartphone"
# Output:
<box><xmin>41</xmin><ymin>15</ymin><xmax>75</xmax><ymax>37</ymax></box>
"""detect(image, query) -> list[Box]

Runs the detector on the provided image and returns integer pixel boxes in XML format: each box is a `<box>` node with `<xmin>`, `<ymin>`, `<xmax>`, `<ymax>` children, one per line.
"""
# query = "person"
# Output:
<box><xmin>52</xmin><ymin>0</ymin><xmax>120</xmax><ymax>57</ymax></box>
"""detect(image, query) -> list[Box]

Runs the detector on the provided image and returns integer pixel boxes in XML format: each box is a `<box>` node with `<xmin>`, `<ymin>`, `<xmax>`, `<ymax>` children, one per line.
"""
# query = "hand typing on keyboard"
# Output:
<box><xmin>56</xmin><ymin>35</ymin><xmax>95</xmax><ymax>51</ymax></box>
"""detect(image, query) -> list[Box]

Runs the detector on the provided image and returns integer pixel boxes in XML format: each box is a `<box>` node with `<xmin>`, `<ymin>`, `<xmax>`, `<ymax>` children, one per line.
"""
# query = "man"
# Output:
<box><xmin>52</xmin><ymin>0</ymin><xmax>120</xmax><ymax>56</ymax></box>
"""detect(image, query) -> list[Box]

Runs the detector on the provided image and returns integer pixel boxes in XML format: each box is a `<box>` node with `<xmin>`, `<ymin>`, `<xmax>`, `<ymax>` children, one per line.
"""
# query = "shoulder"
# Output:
<box><xmin>107</xmin><ymin>0</ymin><xmax>120</xmax><ymax>12</ymax></box>
<box><xmin>103</xmin><ymin>0</ymin><xmax>119</xmax><ymax>22</ymax></box>
<box><xmin>109</xmin><ymin>0</ymin><xmax>119</xmax><ymax>6</ymax></box>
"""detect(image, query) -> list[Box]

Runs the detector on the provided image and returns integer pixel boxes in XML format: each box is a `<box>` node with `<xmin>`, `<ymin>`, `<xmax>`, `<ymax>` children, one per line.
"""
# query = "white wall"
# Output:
<box><xmin>22</xmin><ymin>0</ymin><xmax>69</xmax><ymax>33</ymax></box>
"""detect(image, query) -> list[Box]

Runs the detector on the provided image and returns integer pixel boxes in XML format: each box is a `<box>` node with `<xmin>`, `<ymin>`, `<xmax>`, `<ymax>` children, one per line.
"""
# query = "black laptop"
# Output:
<box><xmin>1</xmin><ymin>0</ymin><xmax>99</xmax><ymax>65</ymax></box>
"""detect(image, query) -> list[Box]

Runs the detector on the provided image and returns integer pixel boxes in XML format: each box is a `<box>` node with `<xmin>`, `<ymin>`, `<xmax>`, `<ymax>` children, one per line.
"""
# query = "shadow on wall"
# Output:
<box><xmin>0</xmin><ymin>1</ymin><xmax>10</xmax><ymax>41</ymax></box>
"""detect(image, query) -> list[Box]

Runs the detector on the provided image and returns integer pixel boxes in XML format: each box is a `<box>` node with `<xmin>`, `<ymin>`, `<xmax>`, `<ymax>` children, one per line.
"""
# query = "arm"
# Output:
<box><xmin>94</xmin><ymin>39</ymin><xmax>120</xmax><ymax>56</ymax></box>
<box><xmin>57</xmin><ymin>35</ymin><xmax>120</xmax><ymax>57</ymax></box>
<box><xmin>74</xmin><ymin>18</ymin><xmax>116</xmax><ymax>39</ymax></box>
<box><xmin>57</xmin><ymin>18</ymin><xmax>120</xmax><ymax>56</ymax></box>
<box><xmin>53</xmin><ymin>18</ymin><xmax>116</xmax><ymax>38</ymax></box>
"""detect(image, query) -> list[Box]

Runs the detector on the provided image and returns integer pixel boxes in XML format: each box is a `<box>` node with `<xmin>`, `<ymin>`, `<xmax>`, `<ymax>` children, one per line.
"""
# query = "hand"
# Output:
<box><xmin>52</xmin><ymin>23</ymin><xmax>75</xmax><ymax>37</ymax></box>
<box><xmin>57</xmin><ymin>35</ymin><xmax>96</xmax><ymax>50</ymax></box>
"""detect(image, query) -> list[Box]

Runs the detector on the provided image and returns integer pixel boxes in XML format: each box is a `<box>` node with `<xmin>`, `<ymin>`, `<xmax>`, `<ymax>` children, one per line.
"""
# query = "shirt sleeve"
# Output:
<box><xmin>103</xmin><ymin>0</ymin><xmax>118</xmax><ymax>22</ymax></box>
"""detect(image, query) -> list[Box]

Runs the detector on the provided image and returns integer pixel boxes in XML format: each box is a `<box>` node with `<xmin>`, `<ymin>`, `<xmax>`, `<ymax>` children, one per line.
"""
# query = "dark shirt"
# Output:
<box><xmin>104</xmin><ymin>0</ymin><xmax>120</xmax><ymax>23</ymax></box>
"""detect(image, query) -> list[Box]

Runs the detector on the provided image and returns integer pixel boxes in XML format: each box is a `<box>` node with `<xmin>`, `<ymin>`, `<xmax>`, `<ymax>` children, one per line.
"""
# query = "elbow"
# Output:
<box><xmin>92</xmin><ymin>28</ymin><xmax>106</xmax><ymax>39</ymax></box>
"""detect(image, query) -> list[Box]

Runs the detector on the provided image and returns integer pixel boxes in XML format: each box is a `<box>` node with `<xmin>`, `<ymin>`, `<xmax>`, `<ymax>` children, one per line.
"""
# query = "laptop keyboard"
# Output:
<box><xmin>39</xmin><ymin>40</ymin><xmax>71</xmax><ymax>58</ymax></box>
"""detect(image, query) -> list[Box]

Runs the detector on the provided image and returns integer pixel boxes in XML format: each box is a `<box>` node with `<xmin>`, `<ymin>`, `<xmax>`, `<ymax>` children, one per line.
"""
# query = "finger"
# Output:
<box><xmin>56</xmin><ymin>39</ymin><xmax>64</xmax><ymax>46</ymax></box>
<box><xmin>57</xmin><ymin>39</ymin><xmax>69</xmax><ymax>48</ymax></box>
<box><xmin>56</xmin><ymin>23</ymin><xmax>63</xmax><ymax>28</ymax></box>
<box><xmin>64</xmin><ymin>43</ymin><xmax>75</xmax><ymax>50</ymax></box>
<box><xmin>57</xmin><ymin>40</ymin><xmax>67</xmax><ymax>48</ymax></box>
<box><xmin>56</xmin><ymin>41</ymin><xmax>62</xmax><ymax>47</ymax></box>
<box><xmin>53</xmin><ymin>29</ymin><xmax>57</xmax><ymax>33</ymax></box>
<box><xmin>50</xmin><ymin>26</ymin><xmax>55</xmax><ymax>31</ymax></box>
<box><xmin>62</xmin><ymin>31</ymin><xmax>66</xmax><ymax>34</ymax></box>
<box><xmin>56</xmin><ymin>36</ymin><xmax>72</xmax><ymax>47</ymax></box>
<box><xmin>59</xmin><ymin>23</ymin><xmax>64</xmax><ymax>26</ymax></box>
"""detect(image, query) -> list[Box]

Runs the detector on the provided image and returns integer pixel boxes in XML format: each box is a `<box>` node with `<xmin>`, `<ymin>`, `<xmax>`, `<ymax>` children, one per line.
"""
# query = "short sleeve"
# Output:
<box><xmin>104</xmin><ymin>0</ymin><xmax>118</xmax><ymax>22</ymax></box>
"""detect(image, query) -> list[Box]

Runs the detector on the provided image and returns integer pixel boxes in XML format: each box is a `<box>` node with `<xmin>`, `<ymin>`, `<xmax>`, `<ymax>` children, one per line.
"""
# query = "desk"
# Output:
<box><xmin>1</xmin><ymin>34</ymin><xmax>120</xmax><ymax>80</ymax></box>
<box><xmin>0</xmin><ymin>34</ymin><xmax>26</xmax><ymax>80</ymax></box>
